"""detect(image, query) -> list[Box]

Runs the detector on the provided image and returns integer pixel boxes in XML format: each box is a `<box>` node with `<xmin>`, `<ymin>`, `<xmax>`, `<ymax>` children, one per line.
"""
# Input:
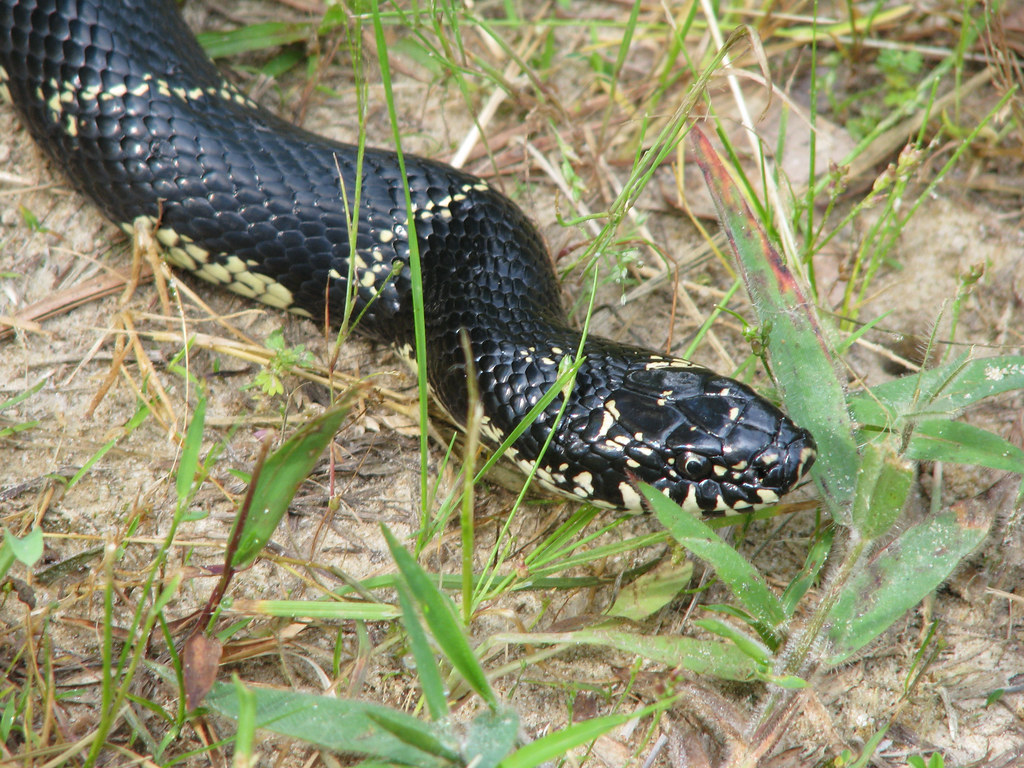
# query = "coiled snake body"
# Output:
<box><xmin>0</xmin><ymin>0</ymin><xmax>816</xmax><ymax>512</ymax></box>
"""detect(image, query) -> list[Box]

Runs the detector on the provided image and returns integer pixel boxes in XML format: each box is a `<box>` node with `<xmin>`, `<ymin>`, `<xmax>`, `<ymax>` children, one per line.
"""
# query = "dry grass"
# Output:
<box><xmin>1</xmin><ymin>1</ymin><xmax>1023</xmax><ymax>766</ymax></box>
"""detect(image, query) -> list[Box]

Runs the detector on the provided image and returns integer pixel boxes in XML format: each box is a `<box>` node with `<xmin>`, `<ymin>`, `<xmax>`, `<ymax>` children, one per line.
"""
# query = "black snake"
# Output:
<box><xmin>0</xmin><ymin>0</ymin><xmax>816</xmax><ymax>512</ymax></box>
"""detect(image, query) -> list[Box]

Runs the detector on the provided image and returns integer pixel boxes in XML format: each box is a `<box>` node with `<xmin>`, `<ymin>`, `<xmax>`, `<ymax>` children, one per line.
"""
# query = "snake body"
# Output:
<box><xmin>0</xmin><ymin>0</ymin><xmax>816</xmax><ymax>512</ymax></box>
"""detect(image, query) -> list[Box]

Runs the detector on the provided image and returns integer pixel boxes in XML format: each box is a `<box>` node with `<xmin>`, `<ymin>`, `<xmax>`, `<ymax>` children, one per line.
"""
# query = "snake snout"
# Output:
<box><xmin>753</xmin><ymin>422</ymin><xmax>817</xmax><ymax>495</ymax></box>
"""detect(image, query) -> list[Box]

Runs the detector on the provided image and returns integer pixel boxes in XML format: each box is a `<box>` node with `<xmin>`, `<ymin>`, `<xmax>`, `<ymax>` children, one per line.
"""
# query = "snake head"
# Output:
<box><xmin>613</xmin><ymin>363</ymin><xmax>816</xmax><ymax>513</ymax></box>
<box><xmin>561</xmin><ymin>357</ymin><xmax>817</xmax><ymax>513</ymax></box>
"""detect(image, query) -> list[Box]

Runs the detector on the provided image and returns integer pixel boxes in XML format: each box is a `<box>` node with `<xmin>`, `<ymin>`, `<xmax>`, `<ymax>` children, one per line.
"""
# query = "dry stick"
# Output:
<box><xmin>449</xmin><ymin>13</ymin><xmax>546</xmax><ymax>170</ymax></box>
<box><xmin>0</xmin><ymin>264</ymin><xmax>154</xmax><ymax>342</ymax></box>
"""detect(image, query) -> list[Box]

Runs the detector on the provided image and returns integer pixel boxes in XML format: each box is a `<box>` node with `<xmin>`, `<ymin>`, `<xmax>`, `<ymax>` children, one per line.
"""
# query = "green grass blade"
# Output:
<box><xmin>68</xmin><ymin>400</ymin><xmax>150</xmax><ymax>489</ymax></box>
<box><xmin>382</xmin><ymin>526</ymin><xmax>497</xmax><ymax>709</ymax></box>
<box><xmin>231</xmin><ymin>599</ymin><xmax>399</xmax><ymax>621</ymax></box>
<box><xmin>196</xmin><ymin>22</ymin><xmax>311</xmax><ymax>60</ymax></box>
<box><xmin>368</xmin><ymin>1</ymin><xmax>431</xmax><ymax>532</ymax></box>
<box><xmin>395</xmin><ymin>581</ymin><xmax>450</xmax><ymax>721</ymax></box>
<box><xmin>643</xmin><ymin>484</ymin><xmax>786</xmax><ymax>630</ymax></box>
<box><xmin>693</xmin><ymin>618</ymin><xmax>772</xmax><ymax>666</ymax></box>
<box><xmin>498</xmin><ymin>697</ymin><xmax>677</xmax><ymax>768</ymax></box>
<box><xmin>0</xmin><ymin>375</ymin><xmax>46</xmax><ymax>414</ymax></box>
<box><xmin>231</xmin><ymin>675</ymin><xmax>257</xmax><ymax>768</ymax></box>
<box><xmin>231</xmin><ymin>395</ymin><xmax>355</xmax><ymax>569</ymax></box>
<box><xmin>175</xmin><ymin>396</ymin><xmax>206</xmax><ymax>502</ymax></box>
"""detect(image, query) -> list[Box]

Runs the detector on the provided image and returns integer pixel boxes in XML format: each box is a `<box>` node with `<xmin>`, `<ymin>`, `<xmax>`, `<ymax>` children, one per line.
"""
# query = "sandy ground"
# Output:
<box><xmin>1</xmin><ymin>1</ymin><xmax>1023</xmax><ymax>765</ymax></box>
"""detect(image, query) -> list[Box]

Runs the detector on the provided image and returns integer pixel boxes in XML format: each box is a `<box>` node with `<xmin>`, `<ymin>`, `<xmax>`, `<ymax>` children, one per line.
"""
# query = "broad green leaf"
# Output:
<box><xmin>457</xmin><ymin>707</ymin><xmax>520</xmax><ymax>768</ymax></box>
<box><xmin>232</xmin><ymin>396</ymin><xmax>355</xmax><ymax>569</ymax></box>
<box><xmin>605</xmin><ymin>555</ymin><xmax>693</xmax><ymax>621</ymax></box>
<box><xmin>644</xmin><ymin>484</ymin><xmax>786</xmax><ymax>631</ymax></box>
<box><xmin>851</xmin><ymin>441</ymin><xmax>912</xmax><ymax>539</ymax></box>
<box><xmin>690</xmin><ymin>124</ymin><xmax>858</xmax><ymax>518</ymax></box>
<box><xmin>4</xmin><ymin>526</ymin><xmax>44</xmax><ymax>566</ymax></box>
<box><xmin>849</xmin><ymin>355</ymin><xmax>1024</xmax><ymax>472</ymax></box>
<box><xmin>906</xmin><ymin>419</ymin><xmax>1024</xmax><ymax>473</ymax></box>
<box><xmin>496</xmin><ymin>629</ymin><xmax>759</xmax><ymax>681</ymax></box>
<box><xmin>850</xmin><ymin>354</ymin><xmax>1024</xmax><ymax>427</ymax></box>
<box><xmin>204</xmin><ymin>682</ymin><xmax>458</xmax><ymax>767</ymax></box>
<box><xmin>827</xmin><ymin>509</ymin><xmax>992</xmax><ymax>665</ymax></box>
<box><xmin>1</xmin><ymin>526</ymin><xmax>44</xmax><ymax>579</ymax></box>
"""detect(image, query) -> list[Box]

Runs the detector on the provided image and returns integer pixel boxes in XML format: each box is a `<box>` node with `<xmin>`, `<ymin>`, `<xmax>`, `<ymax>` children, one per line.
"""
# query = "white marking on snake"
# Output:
<box><xmin>799</xmin><ymin>446</ymin><xmax>815</xmax><ymax>475</ymax></box>
<box><xmin>226</xmin><ymin>280</ymin><xmax>257</xmax><ymax>299</ymax></box>
<box><xmin>236</xmin><ymin>271</ymin><xmax>267</xmax><ymax>295</ymax></box>
<box><xmin>195</xmin><ymin>262</ymin><xmax>231</xmax><ymax>284</ymax></box>
<box><xmin>573</xmin><ymin>472</ymin><xmax>595</xmax><ymax>497</ymax></box>
<box><xmin>154</xmin><ymin>227</ymin><xmax>179</xmax><ymax>247</ymax></box>
<box><xmin>166</xmin><ymin>246</ymin><xmax>197</xmax><ymax>271</ymax></box>
<box><xmin>619</xmin><ymin>483</ymin><xmax>642</xmax><ymax>509</ymax></box>
<box><xmin>185</xmin><ymin>243</ymin><xmax>209</xmax><ymax>263</ymax></box>
<box><xmin>264</xmin><ymin>282</ymin><xmax>294</xmax><ymax>307</ymax></box>
<box><xmin>224</xmin><ymin>256</ymin><xmax>248</xmax><ymax>274</ymax></box>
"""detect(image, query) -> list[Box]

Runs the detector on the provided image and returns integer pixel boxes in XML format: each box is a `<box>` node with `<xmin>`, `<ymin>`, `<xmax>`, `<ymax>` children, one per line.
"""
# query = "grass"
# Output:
<box><xmin>1</xmin><ymin>0</ymin><xmax>1023</xmax><ymax>766</ymax></box>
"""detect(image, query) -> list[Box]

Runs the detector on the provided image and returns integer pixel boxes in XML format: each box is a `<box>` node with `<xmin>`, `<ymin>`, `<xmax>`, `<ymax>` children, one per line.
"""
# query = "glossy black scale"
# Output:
<box><xmin>0</xmin><ymin>0</ymin><xmax>817</xmax><ymax>511</ymax></box>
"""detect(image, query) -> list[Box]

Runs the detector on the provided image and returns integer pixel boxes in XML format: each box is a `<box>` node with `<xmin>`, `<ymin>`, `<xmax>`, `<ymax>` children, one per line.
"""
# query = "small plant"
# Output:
<box><xmin>246</xmin><ymin>328</ymin><xmax>316</xmax><ymax>396</ymax></box>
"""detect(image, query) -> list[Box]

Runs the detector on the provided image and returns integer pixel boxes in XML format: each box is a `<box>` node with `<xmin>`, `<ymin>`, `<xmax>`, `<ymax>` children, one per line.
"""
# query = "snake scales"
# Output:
<box><xmin>0</xmin><ymin>0</ymin><xmax>816</xmax><ymax>512</ymax></box>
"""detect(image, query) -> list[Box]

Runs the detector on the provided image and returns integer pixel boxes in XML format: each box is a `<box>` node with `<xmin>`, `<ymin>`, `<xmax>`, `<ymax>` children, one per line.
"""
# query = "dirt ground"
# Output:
<box><xmin>1</xmin><ymin>1</ymin><xmax>1023</xmax><ymax>766</ymax></box>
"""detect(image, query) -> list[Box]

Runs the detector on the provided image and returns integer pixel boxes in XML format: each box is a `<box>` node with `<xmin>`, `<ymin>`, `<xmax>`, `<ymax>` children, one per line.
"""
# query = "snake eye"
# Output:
<box><xmin>682</xmin><ymin>453</ymin><xmax>711</xmax><ymax>480</ymax></box>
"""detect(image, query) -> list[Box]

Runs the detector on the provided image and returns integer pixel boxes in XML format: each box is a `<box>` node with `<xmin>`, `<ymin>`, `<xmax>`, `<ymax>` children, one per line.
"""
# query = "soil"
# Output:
<box><xmin>1</xmin><ymin>1</ymin><xmax>1023</xmax><ymax>766</ymax></box>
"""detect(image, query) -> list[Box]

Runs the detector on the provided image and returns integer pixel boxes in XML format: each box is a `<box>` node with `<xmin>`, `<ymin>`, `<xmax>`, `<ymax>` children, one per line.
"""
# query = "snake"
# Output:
<box><xmin>0</xmin><ymin>0</ymin><xmax>816</xmax><ymax>513</ymax></box>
